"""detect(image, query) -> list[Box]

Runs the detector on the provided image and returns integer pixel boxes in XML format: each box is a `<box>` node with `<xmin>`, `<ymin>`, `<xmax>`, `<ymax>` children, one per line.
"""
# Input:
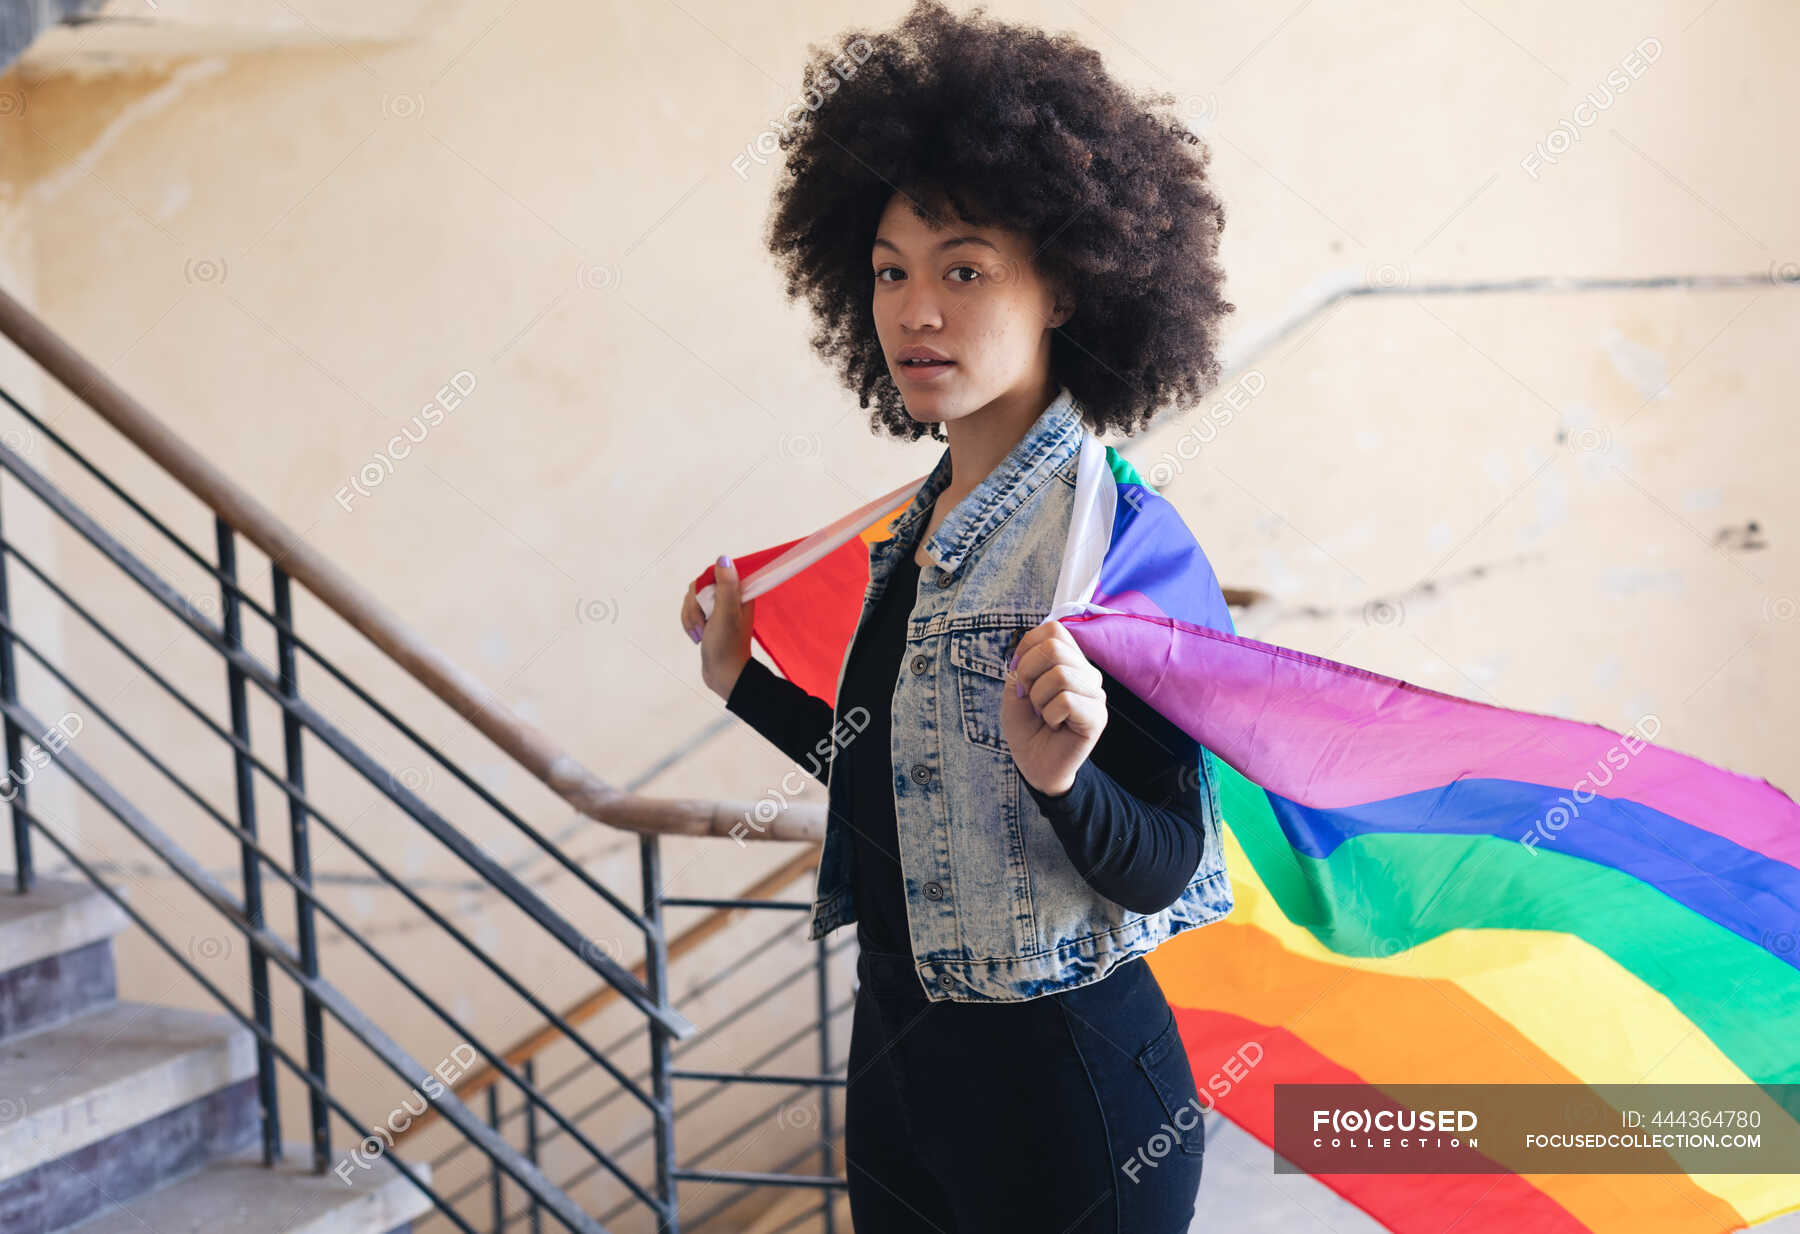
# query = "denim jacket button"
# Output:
<box><xmin>923</xmin><ymin>881</ymin><xmax>943</xmax><ymax>900</ymax></box>
<box><xmin>937</xmin><ymin>972</ymin><xmax>955</xmax><ymax>989</ymax></box>
<box><xmin>910</xmin><ymin>653</ymin><xmax>928</xmax><ymax>674</ymax></box>
<box><xmin>936</xmin><ymin>572</ymin><xmax>954</xmax><ymax>588</ymax></box>
<box><xmin>909</xmin><ymin>763</ymin><xmax>932</xmax><ymax>784</ymax></box>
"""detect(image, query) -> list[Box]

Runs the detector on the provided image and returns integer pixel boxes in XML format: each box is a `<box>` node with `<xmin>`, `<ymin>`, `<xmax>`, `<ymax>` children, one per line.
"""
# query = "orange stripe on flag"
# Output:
<box><xmin>1152</xmin><ymin>927</ymin><xmax>1748</xmax><ymax>1233</ymax></box>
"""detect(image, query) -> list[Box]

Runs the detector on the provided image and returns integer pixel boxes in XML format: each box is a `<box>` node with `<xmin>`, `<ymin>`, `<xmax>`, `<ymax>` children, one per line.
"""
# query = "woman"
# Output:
<box><xmin>679</xmin><ymin>2</ymin><xmax>1234</xmax><ymax>1229</ymax></box>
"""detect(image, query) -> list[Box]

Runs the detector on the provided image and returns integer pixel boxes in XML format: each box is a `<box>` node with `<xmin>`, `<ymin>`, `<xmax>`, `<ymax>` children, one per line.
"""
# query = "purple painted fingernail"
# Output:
<box><xmin>717</xmin><ymin>554</ymin><xmax>732</xmax><ymax>569</ymax></box>
<box><xmin>687</xmin><ymin>624</ymin><xmax>702</xmax><ymax>644</ymax></box>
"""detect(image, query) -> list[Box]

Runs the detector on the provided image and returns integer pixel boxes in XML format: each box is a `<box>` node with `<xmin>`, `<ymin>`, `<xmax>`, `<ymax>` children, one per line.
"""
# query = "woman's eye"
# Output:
<box><xmin>873</xmin><ymin>265</ymin><xmax>980</xmax><ymax>284</ymax></box>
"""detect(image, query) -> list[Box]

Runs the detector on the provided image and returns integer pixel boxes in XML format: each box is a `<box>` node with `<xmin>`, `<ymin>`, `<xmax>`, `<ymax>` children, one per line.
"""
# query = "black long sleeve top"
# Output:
<box><xmin>724</xmin><ymin>536</ymin><xmax>1211</xmax><ymax>960</ymax></box>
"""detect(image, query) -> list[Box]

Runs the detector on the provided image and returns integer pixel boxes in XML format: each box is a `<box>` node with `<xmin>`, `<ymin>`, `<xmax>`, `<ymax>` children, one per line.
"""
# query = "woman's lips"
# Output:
<box><xmin>899</xmin><ymin>359</ymin><xmax>955</xmax><ymax>382</ymax></box>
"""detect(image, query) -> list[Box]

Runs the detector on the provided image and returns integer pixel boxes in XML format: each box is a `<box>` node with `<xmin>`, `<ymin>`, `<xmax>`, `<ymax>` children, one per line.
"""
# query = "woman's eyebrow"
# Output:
<box><xmin>871</xmin><ymin>234</ymin><xmax>1001</xmax><ymax>255</ymax></box>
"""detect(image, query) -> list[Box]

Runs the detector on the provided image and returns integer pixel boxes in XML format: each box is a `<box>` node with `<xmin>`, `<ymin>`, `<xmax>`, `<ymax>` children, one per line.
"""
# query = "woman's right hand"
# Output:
<box><xmin>682</xmin><ymin>555</ymin><xmax>755</xmax><ymax>701</ymax></box>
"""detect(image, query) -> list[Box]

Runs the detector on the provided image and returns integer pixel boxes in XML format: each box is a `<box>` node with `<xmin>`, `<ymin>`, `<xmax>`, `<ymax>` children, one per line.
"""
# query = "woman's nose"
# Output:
<box><xmin>897</xmin><ymin>284</ymin><xmax>944</xmax><ymax>331</ymax></box>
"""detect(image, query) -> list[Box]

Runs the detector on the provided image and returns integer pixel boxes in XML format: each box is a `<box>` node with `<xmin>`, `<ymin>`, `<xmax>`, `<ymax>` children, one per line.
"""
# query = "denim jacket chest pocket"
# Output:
<box><xmin>948</xmin><ymin>625</ymin><xmax>1025</xmax><ymax>753</ymax></box>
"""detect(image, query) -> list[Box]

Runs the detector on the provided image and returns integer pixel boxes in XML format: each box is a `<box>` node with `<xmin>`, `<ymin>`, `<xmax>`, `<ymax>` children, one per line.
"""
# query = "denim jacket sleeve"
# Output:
<box><xmin>724</xmin><ymin>655</ymin><xmax>837</xmax><ymax>786</ymax></box>
<box><xmin>1022</xmin><ymin>667</ymin><xmax>1209</xmax><ymax>915</ymax></box>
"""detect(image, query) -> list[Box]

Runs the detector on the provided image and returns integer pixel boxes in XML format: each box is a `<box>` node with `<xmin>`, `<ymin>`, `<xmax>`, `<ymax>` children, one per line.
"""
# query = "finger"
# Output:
<box><xmin>1025</xmin><ymin>663</ymin><xmax>1103</xmax><ymax>711</ymax></box>
<box><xmin>1009</xmin><ymin>619</ymin><xmax>1060</xmax><ymax>668</ymax></box>
<box><xmin>1010</xmin><ymin>618</ymin><xmax>1086</xmax><ymax>678</ymax></box>
<box><xmin>697</xmin><ymin>558</ymin><xmax>735</xmax><ymax>631</ymax></box>
<box><xmin>712</xmin><ymin>554</ymin><xmax>739</xmax><ymax>610</ymax></box>
<box><xmin>1040</xmin><ymin>687</ymin><xmax>1107</xmax><ymax>735</ymax></box>
<box><xmin>1012</xmin><ymin>635</ymin><xmax>1091</xmax><ymax>698</ymax></box>
<box><xmin>680</xmin><ymin>592</ymin><xmax>704</xmax><ymax>644</ymax></box>
<box><xmin>1037</xmin><ymin>619</ymin><xmax>1095</xmax><ymax>673</ymax></box>
<box><xmin>1008</xmin><ymin>622</ymin><xmax>1054</xmax><ymax>686</ymax></box>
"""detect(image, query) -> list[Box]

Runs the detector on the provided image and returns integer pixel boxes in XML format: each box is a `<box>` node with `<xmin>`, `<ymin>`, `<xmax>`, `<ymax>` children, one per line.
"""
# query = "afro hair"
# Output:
<box><xmin>763</xmin><ymin>0</ymin><xmax>1234</xmax><ymax>441</ymax></box>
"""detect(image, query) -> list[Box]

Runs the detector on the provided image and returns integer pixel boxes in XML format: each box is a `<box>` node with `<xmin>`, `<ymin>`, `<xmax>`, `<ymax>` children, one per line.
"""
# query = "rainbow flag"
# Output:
<box><xmin>694</xmin><ymin>432</ymin><xmax>1800</xmax><ymax>1233</ymax></box>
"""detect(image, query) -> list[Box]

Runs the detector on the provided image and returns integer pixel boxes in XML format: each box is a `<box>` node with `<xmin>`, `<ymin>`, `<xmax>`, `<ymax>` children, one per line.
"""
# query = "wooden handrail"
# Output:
<box><xmin>391</xmin><ymin>846</ymin><xmax>824</xmax><ymax>1143</ymax></box>
<box><xmin>0</xmin><ymin>282</ymin><xmax>822</xmax><ymax>842</ymax></box>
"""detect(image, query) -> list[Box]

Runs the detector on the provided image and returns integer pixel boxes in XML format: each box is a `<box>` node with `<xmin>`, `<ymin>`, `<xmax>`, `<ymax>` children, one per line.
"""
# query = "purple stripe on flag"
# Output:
<box><xmin>1097</xmin><ymin>485</ymin><xmax>1236</xmax><ymax>634</ymax></box>
<box><xmin>1063</xmin><ymin>607</ymin><xmax>1800</xmax><ymax>870</ymax></box>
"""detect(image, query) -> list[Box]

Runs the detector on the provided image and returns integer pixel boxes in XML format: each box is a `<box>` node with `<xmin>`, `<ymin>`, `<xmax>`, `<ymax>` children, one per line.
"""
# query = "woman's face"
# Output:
<box><xmin>870</xmin><ymin>191</ymin><xmax>1072</xmax><ymax>430</ymax></box>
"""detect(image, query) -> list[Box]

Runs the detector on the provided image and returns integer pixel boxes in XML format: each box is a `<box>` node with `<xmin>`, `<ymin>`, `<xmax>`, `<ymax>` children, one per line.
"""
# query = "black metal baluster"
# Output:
<box><xmin>0</xmin><ymin>483</ymin><xmax>29</xmax><ymax>892</ymax></box>
<box><xmin>814</xmin><ymin>933</ymin><xmax>837</xmax><ymax>1234</ymax></box>
<box><xmin>641</xmin><ymin>834</ymin><xmax>679</xmax><ymax>1233</ymax></box>
<box><xmin>523</xmin><ymin>1059</ymin><xmax>541</xmax><ymax>1234</ymax></box>
<box><xmin>273</xmin><ymin>564</ymin><xmax>329</xmax><ymax>1171</ymax></box>
<box><xmin>487</xmin><ymin>1085</ymin><xmax>505</xmax><ymax>1234</ymax></box>
<box><xmin>217</xmin><ymin>517</ymin><xmax>279</xmax><ymax>1164</ymax></box>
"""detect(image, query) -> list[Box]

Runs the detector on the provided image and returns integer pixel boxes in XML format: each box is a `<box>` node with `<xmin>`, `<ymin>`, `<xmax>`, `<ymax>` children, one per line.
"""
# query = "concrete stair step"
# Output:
<box><xmin>0</xmin><ymin>881</ymin><xmax>130</xmax><ymax>1042</ymax></box>
<box><xmin>54</xmin><ymin>1145</ymin><xmax>433</xmax><ymax>1234</ymax></box>
<box><xmin>0</xmin><ymin>880</ymin><xmax>129</xmax><ymax>972</ymax></box>
<box><xmin>0</xmin><ymin>999</ymin><xmax>257</xmax><ymax>1182</ymax></box>
<box><xmin>0</xmin><ymin>1072</ymin><xmax>257</xmax><ymax>1234</ymax></box>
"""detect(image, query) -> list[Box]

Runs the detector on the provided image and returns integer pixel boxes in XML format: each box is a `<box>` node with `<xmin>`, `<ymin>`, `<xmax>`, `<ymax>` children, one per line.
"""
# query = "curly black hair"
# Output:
<box><xmin>763</xmin><ymin>0</ymin><xmax>1234</xmax><ymax>441</ymax></box>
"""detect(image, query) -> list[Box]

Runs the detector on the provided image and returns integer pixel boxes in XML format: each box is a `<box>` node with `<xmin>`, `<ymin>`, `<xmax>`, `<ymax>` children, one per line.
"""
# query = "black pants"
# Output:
<box><xmin>844</xmin><ymin>930</ymin><xmax>1207</xmax><ymax>1232</ymax></box>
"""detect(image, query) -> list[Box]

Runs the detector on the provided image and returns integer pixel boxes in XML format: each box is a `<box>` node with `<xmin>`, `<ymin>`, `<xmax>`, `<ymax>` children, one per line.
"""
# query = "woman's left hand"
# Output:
<box><xmin>1002</xmin><ymin>619</ymin><xmax>1107</xmax><ymax>797</ymax></box>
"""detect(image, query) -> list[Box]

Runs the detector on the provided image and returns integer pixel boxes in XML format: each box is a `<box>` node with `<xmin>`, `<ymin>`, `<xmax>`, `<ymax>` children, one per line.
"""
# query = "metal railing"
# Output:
<box><xmin>0</xmin><ymin>284</ymin><xmax>858</xmax><ymax>1233</ymax></box>
<box><xmin>420</xmin><ymin>898</ymin><xmax>856</xmax><ymax>1234</ymax></box>
<box><xmin>0</xmin><ymin>389</ymin><xmax>691</xmax><ymax>1232</ymax></box>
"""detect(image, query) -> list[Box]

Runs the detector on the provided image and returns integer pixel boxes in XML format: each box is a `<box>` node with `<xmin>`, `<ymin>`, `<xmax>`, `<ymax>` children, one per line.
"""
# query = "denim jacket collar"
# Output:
<box><xmin>884</xmin><ymin>384</ymin><xmax>1085</xmax><ymax>577</ymax></box>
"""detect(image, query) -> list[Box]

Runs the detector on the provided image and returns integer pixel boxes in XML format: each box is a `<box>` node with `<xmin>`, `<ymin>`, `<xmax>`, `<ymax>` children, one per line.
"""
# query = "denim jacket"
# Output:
<box><xmin>808</xmin><ymin>385</ymin><xmax>1234</xmax><ymax>1002</ymax></box>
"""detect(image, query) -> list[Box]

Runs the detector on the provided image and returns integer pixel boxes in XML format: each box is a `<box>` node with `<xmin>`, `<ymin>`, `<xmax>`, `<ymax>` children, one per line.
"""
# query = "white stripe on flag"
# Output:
<box><xmin>696</xmin><ymin>472</ymin><xmax>928</xmax><ymax>619</ymax></box>
<box><xmin>1047</xmin><ymin>431</ymin><xmax>1120</xmax><ymax>624</ymax></box>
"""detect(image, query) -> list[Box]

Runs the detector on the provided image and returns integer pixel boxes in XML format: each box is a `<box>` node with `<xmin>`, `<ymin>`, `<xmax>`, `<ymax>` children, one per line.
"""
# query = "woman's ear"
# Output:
<box><xmin>1049</xmin><ymin>289</ymin><xmax>1076</xmax><ymax>329</ymax></box>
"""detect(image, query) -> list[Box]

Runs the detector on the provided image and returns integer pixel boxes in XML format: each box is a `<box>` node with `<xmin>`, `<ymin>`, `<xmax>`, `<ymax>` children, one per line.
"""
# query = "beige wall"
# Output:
<box><xmin>1</xmin><ymin>1</ymin><xmax>1795</xmax><ymax>1228</ymax></box>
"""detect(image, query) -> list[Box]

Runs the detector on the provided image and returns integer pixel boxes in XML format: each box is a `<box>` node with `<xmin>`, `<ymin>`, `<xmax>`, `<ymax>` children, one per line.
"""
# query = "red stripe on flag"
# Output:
<box><xmin>693</xmin><ymin>535</ymin><xmax>871</xmax><ymax>705</ymax></box>
<box><xmin>1174</xmin><ymin>1008</ymin><xmax>1589</xmax><ymax>1233</ymax></box>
